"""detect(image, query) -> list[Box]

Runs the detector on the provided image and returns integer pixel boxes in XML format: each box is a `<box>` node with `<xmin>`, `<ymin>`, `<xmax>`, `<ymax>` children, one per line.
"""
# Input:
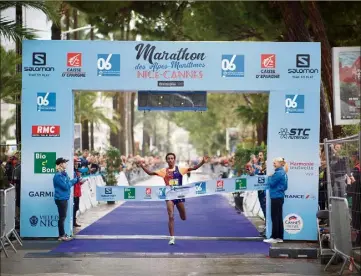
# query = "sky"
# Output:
<box><xmin>1</xmin><ymin>7</ymin><xmax>52</xmax><ymax>50</ymax></box>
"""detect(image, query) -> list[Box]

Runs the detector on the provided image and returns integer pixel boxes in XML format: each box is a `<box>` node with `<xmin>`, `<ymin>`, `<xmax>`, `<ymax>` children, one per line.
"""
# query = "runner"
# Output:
<box><xmin>137</xmin><ymin>153</ymin><xmax>209</xmax><ymax>245</ymax></box>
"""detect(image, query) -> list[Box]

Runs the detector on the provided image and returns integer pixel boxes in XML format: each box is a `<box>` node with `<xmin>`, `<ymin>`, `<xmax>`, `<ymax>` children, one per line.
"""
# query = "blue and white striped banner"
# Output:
<box><xmin>96</xmin><ymin>175</ymin><xmax>268</xmax><ymax>201</ymax></box>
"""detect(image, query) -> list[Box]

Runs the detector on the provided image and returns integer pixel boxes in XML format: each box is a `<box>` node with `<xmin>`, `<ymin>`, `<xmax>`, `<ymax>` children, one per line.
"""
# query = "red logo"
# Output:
<box><xmin>67</xmin><ymin>53</ymin><xmax>82</xmax><ymax>67</ymax></box>
<box><xmin>32</xmin><ymin>125</ymin><xmax>60</xmax><ymax>137</ymax></box>
<box><xmin>261</xmin><ymin>54</ymin><xmax>276</xmax><ymax>68</ymax></box>
<box><xmin>145</xmin><ymin>188</ymin><xmax>151</xmax><ymax>195</ymax></box>
<box><xmin>216</xmin><ymin>180</ymin><xmax>224</xmax><ymax>188</ymax></box>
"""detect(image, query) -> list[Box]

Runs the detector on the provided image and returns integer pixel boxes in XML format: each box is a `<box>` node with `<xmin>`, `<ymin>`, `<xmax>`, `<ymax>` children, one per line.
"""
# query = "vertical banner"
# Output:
<box><xmin>332</xmin><ymin>47</ymin><xmax>361</xmax><ymax>125</ymax></box>
<box><xmin>267</xmin><ymin>90</ymin><xmax>320</xmax><ymax>241</ymax></box>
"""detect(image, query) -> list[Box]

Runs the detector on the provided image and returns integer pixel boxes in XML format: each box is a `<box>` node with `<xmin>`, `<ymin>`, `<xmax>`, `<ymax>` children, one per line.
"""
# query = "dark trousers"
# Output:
<box><xmin>258</xmin><ymin>190</ymin><xmax>267</xmax><ymax>219</ymax></box>
<box><xmin>271</xmin><ymin>198</ymin><xmax>284</xmax><ymax>239</ymax></box>
<box><xmin>55</xmin><ymin>200</ymin><xmax>68</xmax><ymax>237</ymax></box>
<box><xmin>73</xmin><ymin>197</ymin><xmax>80</xmax><ymax>224</ymax></box>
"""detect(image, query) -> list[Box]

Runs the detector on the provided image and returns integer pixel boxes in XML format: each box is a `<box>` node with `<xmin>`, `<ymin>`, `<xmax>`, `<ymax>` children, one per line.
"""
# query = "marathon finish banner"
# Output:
<box><xmin>21</xmin><ymin>40</ymin><xmax>320</xmax><ymax>240</ymax></box>
<box><xmin>96</xmin><ymin>176</ymin><xmax>269</xmax><ymax>202</ymax></box>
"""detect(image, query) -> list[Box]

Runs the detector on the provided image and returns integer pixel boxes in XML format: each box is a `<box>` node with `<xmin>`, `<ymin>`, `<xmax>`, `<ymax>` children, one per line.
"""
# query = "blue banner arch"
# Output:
<box><xmin>21</xmin><ymin>41</ymin><xmax>321</xmax><ymax>240</ymax></box>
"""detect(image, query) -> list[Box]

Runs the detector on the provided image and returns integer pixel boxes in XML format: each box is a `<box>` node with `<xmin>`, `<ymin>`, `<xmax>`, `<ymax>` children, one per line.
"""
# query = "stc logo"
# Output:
<box><xmin>32</xmin><ymin>125</ymin><xmax>60</xmax><ymax>137</ymax></box>
<box><xmin>279</xmin><ymin>128</ymin><xmax>310</xmax><ymax>140</ymax></box>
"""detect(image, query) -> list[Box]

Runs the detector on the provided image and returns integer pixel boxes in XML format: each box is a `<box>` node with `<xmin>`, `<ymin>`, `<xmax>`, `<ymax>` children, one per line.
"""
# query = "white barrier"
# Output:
<box><xmin>0</xmin><ymin>186</ymin><xmax>23</xmax><ymax>257</ymax></box>
<box><xmin>77</xmin><ymin>174</ymin><xmax>105</xmax><ymax>217</ymax></box>
<box><xmin>243</xmin><ymin>191</ymin><xmax>265</xmax><ymax>219</ymax></box>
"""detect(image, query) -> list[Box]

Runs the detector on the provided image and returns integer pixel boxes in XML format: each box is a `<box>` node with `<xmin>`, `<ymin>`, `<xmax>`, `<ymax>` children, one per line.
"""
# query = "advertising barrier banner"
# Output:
<box><xmin>96</xmin><ymin>176</ymin><xmax>268</xmax><ymax>201</ymax></box>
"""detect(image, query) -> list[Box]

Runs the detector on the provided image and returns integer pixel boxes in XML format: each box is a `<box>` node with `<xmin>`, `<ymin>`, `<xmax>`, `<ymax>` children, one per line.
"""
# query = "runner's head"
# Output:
<box><xmin>165</xmin><ymin>153</ymin><xmax>176</xmax><ymax>167</ymax></box>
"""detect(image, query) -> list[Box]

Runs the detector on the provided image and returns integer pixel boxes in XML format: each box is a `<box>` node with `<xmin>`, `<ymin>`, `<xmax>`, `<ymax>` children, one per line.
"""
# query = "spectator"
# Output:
<box><xmin>53</xmin><ymin>157</ymin><xmax>80</xmax><ymax>241</ymax></box>
<box><xmin>263</xmin><ymin>157</ymin><xmax>288</xmax><ymax>244</ymax></box>
<box><xmin>346</xmin><ymin>151</ymin><xmax>360</xmax><ymax>246</ymax></box>
<box><xmin>257</xmin><ymin>151</ymin><xmax>267</xmax><ymax>232</ymax></box>
<box><xmin>80</xmin><ymin>149</ymin><xmax>89</xmax><ymax>168</ymax></box>
<box><xmin>319</xmin><ymin>149</ymin><xmax>328</xmax><ymax>210</ymax></box>
<box><xmin>73</xmin><ymin>157</ymin><xmax>83</xmax><ymax>227</ymax></box>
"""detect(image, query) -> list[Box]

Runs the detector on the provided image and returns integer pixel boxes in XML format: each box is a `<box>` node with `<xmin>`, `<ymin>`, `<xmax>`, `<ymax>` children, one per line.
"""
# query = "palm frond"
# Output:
<box><xmin>0</xmin><ymin>17</ymin><xmax>37</xmax><ymax>41</ymax></box>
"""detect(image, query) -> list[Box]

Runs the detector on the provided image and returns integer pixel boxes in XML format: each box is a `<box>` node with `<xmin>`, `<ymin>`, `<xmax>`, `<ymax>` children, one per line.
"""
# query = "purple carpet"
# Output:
<box><xmin>78</xmin><ymin>195</ymin><xmax>260</xmax><ymax>237</ymax></box>
<box><xmin>51</xmin><ymin>239</ymin><xmax>270</xmax><ymax>255</ymax></box>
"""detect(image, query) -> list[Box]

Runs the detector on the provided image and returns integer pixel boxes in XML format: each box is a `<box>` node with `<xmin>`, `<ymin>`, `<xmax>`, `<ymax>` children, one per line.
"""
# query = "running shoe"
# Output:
<box><xmin>169</xmin><ymin>236</ymin><xmax>175</xmax><ymax>245</ymax></box>
<box><xmin>58</xmin><ymin>235</ymin><xmax>73</xmax><ymax>241</ymax></box>
<box><xmin>276</xmin><ymin>239</ymin><xmax>283</xmax><ymax>243</ymax></box>
<box><xmin>263</xmin><ymin>238</ymin><xmax>278</xmax><ymax>244</ymax></box>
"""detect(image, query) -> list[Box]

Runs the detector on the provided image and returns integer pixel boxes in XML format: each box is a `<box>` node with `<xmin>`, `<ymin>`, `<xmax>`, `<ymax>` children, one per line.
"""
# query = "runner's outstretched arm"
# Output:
<box><xmin>188</xmin><ymin>156</ymin><xmax>209</xmax><ymax>172</ymax></box>
<box><xmin>137</xmin><ymin>162</ymin><xmax>158</xmax><ymax>176</ymax></box>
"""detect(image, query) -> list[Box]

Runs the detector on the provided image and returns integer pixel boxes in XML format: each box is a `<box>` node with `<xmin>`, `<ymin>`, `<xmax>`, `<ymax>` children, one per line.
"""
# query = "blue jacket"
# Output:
<box><xmin>53</xmin><ymin>171</ymin><xmax>79</xmax><ymax>200</ymax></box>
<box><xmin>268</xmin><ymin>167</ymin><xmax>288</xmax><ymax>199</ymax></box>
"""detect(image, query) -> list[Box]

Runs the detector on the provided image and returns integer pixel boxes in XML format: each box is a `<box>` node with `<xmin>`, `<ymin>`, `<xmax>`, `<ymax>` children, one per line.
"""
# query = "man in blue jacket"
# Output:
<box><xmin>53</xmin><ymin>157</ymin><xmax>80</xmax><ymax>241</ymax></box>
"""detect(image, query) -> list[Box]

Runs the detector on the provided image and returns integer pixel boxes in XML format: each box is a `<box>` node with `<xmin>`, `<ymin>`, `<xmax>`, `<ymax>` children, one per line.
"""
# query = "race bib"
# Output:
<box><xmin>169</xmin><ymin>179</ymin><xmax>179</xmax><ymax>186</ymax></box>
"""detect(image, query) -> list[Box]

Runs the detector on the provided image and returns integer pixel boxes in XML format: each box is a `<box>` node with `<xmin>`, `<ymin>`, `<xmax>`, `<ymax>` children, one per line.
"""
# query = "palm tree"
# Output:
<box><xmin>74</xmin><ymin>92</ymin><xmax>119</xmax><ymax>150</ymax></box>
<box><xmin>0</xmin><ymin>46</ymin><xmax>21</xmax><ymax>104</ymax></box>
<box><xmin>0</xmin><ymin>109</ymin><xmax>15</xmax><ymax>143</ymax></box>
<box><xmin>0</xmin><ymin>1</ymin><xmax>59</xmax><ymax>41</ymax></box>
<box><xmin>235</xmin><ymin>94</ymin><xmax>269</xmax><ymax>146</ymax></box>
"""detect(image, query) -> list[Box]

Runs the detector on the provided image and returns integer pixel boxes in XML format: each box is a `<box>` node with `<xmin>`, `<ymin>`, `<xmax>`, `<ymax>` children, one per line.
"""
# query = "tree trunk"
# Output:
<box><xmin>72</xmin><ymin>9</ymin><xmax>78</xmax><ymax>40</ymax></box>
<box><xmin>118</xmin><ymin>94</ymin><xmax>126</xmax><ymax>155</ymax></box>
<box><xmin>276</xmin><ymin>1</ymin><xmax>333</xmax><ymax>140</ymax></box>
<box><xmin>320</xmin><ymin>83</ymin><xmax>333</xmax><ymax>140</ymax></box>
<box><xmin>130</xmin><ymin>92</ymin><xmax>136</xmax><ymax>154</ymax></box>
<box><xmin>142</xmin><ymin>113</ymin><xmax>151</xmax><ymax>156</ymax></box>
<box><xmin>15</xmin><ymin>3</ymin><xmax>22</xmax><ymax>146</ymax></box>
<box><xmin>90</xmin><ymin>121</ymin><xmax>94</xmax><ymax>151</ymax></box>
<box><xmin>81</xmin><ymin>121</ymin><xmax>89</xmax><ymax>150</ymax></box>
<box><xmin>65</xmin><ymin>6</ymin><xmax>70</xmax><ymax>39</ymax></box>
<box><xmin>110</xmin><ymin>95</ymin><xmax>119</xmax><ymax>148</ymax></box>
<box><xmin>306</xmin><ymin>1</ymin><xmax>341</xmax><ymax>138</ymax></box>
<box><xmin>51</xmin><ymin>23</ymin><xmax>61</xmax><ymax>40</ymax></box>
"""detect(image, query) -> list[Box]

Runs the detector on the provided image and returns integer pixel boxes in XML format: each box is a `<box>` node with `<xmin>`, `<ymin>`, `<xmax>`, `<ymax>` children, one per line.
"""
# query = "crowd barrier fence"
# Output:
<box><xmin>0</xmin><ymin>186</ymin><xmax>23</xmax><ymax>257</ymax></box>
<box><xmin>324</xmin><ymin>197</ymin><xmax>360</xmax><ymax>275</ymax></box>
<box><xmin>323</xmin><ymin>133</ymin><xmax>361</xmax><ymax>269</ymax></box>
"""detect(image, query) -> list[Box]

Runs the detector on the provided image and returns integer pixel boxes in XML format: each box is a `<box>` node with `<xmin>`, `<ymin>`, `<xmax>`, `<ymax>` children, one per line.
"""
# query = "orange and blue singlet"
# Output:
<box><xmin>156</xmin><ymin>166</ymin><xmax>189</xmax><ymax>205</ymax></box>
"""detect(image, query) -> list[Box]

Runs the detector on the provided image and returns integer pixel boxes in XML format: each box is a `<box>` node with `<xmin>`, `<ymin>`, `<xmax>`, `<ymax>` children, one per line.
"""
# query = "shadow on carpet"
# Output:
<box><xmin>50</xmin><ymin>239</ymin><xmax>270</xmax><ymax>255</ymax></box>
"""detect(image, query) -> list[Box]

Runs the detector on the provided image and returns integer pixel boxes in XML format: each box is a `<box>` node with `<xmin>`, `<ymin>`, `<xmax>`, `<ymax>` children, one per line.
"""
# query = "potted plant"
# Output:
<box><xmin>102</xmin><ymin>146</ymin><xmax>122</xmax><ymax>204</ymax></box>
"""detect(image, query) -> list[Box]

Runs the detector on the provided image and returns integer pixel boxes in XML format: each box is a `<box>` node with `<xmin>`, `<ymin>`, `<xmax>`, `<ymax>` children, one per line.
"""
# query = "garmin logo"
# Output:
<box><xmin>135</xmin><ymin>43</ymin><xmax>206</xmax><ymax>65</ymax></box>
<box><xmin>29</xmin><ymin>191</ymin><xmax>54</xmax><ymax>197</ymax></box>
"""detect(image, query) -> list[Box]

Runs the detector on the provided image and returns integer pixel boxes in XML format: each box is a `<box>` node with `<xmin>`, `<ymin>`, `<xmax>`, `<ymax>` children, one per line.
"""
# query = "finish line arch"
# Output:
<box><xmin>21</xmin><ymin>40</ymin><xmax>321</xmax><ymax>241</ymax></box>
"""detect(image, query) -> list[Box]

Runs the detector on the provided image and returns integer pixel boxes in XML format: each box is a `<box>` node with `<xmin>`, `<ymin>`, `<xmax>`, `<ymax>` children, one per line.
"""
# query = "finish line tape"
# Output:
<box><xmin>96</xmin><ymin>175</ymin><xmax>269</xmax><ymax>201</ymax></box>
